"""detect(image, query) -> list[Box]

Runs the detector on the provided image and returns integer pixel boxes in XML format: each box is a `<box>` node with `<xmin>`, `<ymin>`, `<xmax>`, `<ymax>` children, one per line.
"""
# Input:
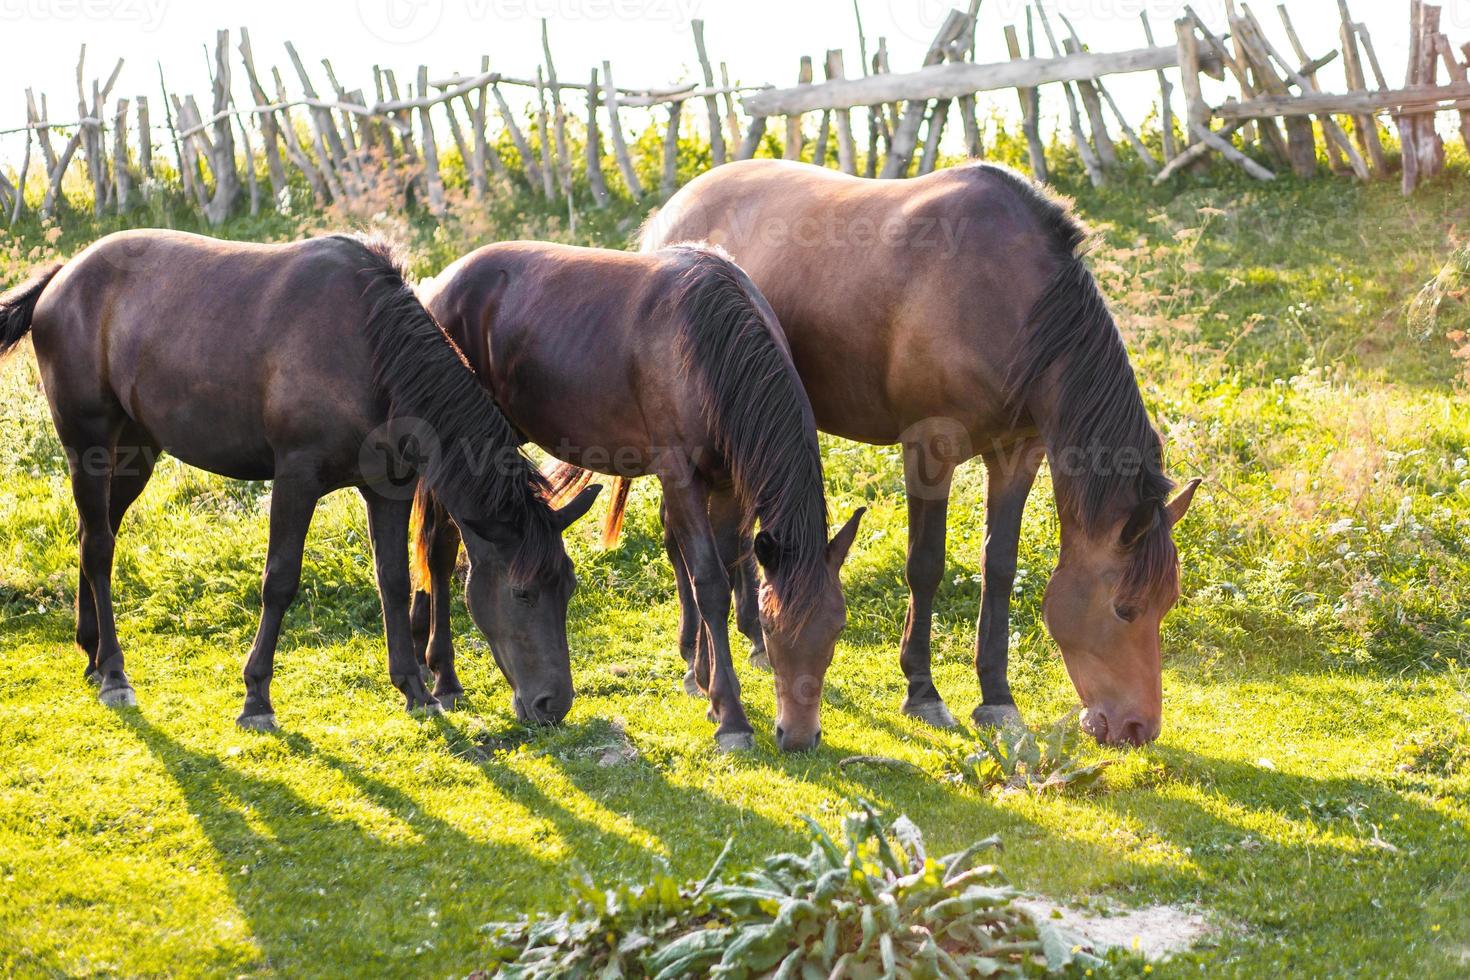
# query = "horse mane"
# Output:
<box><xmin>339</xmin><ymin>235</ymin><xmax>562</xmax><ymax>585</ymax></box>
<box><xmin>988</xmin><ymin>168</ymin><xmax>1178</xmax><ymax>602</ymax></box>
<box><xmin>666</xmin><ymin>243</ymin><xmax>829</xmax><ymax>621</ymax></box>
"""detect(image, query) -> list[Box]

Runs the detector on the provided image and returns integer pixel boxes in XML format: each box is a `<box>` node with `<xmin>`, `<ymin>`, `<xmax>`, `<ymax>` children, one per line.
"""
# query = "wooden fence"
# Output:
<box><xmin>0</xmin><ymin>1</ymin><xmax>1464</xmax><ymax>230</ymax></box>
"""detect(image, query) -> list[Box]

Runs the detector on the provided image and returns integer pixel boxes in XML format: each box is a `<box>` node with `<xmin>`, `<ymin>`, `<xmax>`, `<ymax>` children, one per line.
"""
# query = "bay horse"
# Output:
<box><xmin>410</xmin><ymin>241</ymin><xmax>863</xmax><ymax>751</ymax></box>
<box><xmin>644</xmin><ymin>159</ymin><xmax>1200</xmax><ymax>747</ymax></box>
<box><xmin>0</xmin><ymin>230</ymin><xmax>598</xmax><ymax>729</ymax></box>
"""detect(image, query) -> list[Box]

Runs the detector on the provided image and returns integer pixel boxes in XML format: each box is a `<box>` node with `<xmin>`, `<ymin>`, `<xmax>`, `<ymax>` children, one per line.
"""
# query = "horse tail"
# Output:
<box><xmin>600</xmin><ymin>477</ymin><xmax>632</xmax><ymax>548</ymax></box>
<box><xmin>0</xmin><ymin>263</ymin><xmax>63</xmax><ymax>360</ymax></box>
<box><xmin>409</xmin><ymin>480</ymin><xmax>438</xmax><ymax>592</ymax></box>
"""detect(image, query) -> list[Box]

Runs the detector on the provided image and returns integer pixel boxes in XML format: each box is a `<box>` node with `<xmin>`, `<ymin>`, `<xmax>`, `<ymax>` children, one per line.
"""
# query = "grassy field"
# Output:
<box><xmin>2</xmin><ymin>155</ymin><xmax>1469</xmax><ymax>977</ymax></box>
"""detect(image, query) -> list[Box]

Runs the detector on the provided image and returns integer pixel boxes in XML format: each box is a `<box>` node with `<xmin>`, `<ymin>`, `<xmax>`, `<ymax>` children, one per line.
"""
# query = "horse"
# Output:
<box><xmin>0</xmin><ymin>230</ymin><xmax>599</xmax><ymax>729</ymax></box>
<box><xmin>643</xmin><ymin>159</ymin><xmax>1201</xmax><ymax>747</ymax></box>
<box><xmin>409</xmin><ymin>241</ymin><xmax>863</xmax><ymax>752</ymax></box>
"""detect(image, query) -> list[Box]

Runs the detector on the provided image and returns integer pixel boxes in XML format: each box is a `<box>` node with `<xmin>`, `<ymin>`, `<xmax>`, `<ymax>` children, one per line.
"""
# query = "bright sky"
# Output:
<box><xmin>0</xmin><ymin>0</ymin><xmax>1438</xmax><ymax>164</ymax></box>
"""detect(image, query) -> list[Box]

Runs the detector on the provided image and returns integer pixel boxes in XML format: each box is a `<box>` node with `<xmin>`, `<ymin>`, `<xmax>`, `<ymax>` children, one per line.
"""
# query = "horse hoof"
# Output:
<box><xmin>410</xmin><ymin>700</ymin><xmax>445</xmax><ymax>718</ymax></box>
<box><xmin>749</xmin><ymin>650</ymin><xmax>772</xmax><ymax>673</ymax></box>
<box><xmin>681</xmin><ymin>670</ymin><xmax>701</xmax><ymax>697</ymax></box>
<box><xmin>436</xmin><ymin>691</ymin><xmax>465</xmax><ymax>711</ymax></box>
<box><xmin>972</xmin><ymin>704</ymin><xmax>1025</xmax><ymax>730</ymax></box>
<box><xmin>903</xmin><ymin>699</ymin><xmax>958</xmax><ymax>729</ymax></box>
<box><xmin>715</xmin><ymin>731</ymin><xmax>755</xmax><ymax>753</ymax></box>
<box><xmin>83</xmin><ymin>670</ymin><xmax>102</xmax><ymax>688</ymax></box>
<box><xmin>98</xmin><ymin>685</ymin><xmax>137</xmax><ymax>708</ymax></box>
<box><xmin>237</xmin><ymin>712</ymin><xmax>279</xmax><ymax>732</ymax></box>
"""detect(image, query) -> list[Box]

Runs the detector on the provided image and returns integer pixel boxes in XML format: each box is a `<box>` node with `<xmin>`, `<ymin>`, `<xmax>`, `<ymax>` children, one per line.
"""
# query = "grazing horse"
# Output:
<box><xmin>0</xmin><ymin>230</ymin><xmax>598</xmax><ymax>729</ymax></box>
<box><xmin>645</xmin><ymin>159</ymin><xmax>1200</xmax><ymax>747</ymax></box>
<box><xmin>410</xmin><ymin>241</ymin><xmax>863</xmax><ymax>751</ymax></box>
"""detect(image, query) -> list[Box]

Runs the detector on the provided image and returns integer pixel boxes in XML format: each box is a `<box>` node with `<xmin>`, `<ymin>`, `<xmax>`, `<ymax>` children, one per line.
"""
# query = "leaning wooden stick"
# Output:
<box><xmin>692</xmin><ymin>20</ymin><xmax>726</xmax><ymax>165</ymax></box>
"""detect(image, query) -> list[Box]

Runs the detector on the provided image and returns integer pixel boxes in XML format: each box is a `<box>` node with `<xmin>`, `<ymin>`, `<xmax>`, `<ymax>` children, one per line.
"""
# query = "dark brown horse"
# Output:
<box><xmin>0</xmin><ymin>230</ymin><xmax>598</xmax><ymax>728</ymax></box>
<box><xmin>645</xmin><ymin>159</ymin><xmax>1200</xmax><ymax>746</ymax></box>
<box><xmin>411</xmin><ymin>241</ymin><xmax>863</xmax><ymax>751</ymax></box>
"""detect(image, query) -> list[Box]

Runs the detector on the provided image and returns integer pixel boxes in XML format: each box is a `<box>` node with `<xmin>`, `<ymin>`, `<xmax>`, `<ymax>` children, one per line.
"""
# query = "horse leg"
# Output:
<box><xmin>422</xmin><ymin>500</ymin><xmax>464</xmax><ymax>707</ymax></box>
<box><xmin>79</xmin><ymin>433</ymin><xmax>159</xmax><ymax>684</ymax></box>
<box><xmin>66</xmin><ymin>425</ymin><xmax>134</xmax><ymax>707</ymax></box>
<box><xmin>971</xmin><ymin>440</ymin><xmax>1042</xmax><ymax>729</ymax></box>
<box><xmin>663</xmin><ymin>478</ymin><xmax>754</xmax><ymax>751</ymax></box>
<box><xmin>709</xmin><ymin>488</ymin><xmax>767</xmax><ymax>671</ymax></box>
<box><xmin>362</xmin><ymin>489</ymin><xmax>442</xmax><ymax>715</ymax></box>
<box><xmin>662</xmin><ymin>495</ymin><xmax>701</xmax><ymax>697</ymax></box>
<box><xmin>238</xmin><ymin>474</ymin><xmax>320</xmax><ymax>730</ymax></box>
<box><xmin>898</xmin><ymin>449</ymin><xmax>958</xmax><ymax>729</ymax></box>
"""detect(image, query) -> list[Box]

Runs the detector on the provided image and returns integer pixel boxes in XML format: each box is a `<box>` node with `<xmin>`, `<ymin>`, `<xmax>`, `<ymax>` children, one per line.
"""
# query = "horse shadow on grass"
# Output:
<box><xmin>116</xmin><ymin>712</ymin><xmax>590</xmax><ymax>976</ymax></box>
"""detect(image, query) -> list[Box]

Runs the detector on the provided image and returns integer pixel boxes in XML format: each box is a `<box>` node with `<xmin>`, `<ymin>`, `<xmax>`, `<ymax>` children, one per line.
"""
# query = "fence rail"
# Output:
<box><xmin>0</xmin><ymin>1</ymin><xmax>1467</xmax><ymax>231</ymax></box>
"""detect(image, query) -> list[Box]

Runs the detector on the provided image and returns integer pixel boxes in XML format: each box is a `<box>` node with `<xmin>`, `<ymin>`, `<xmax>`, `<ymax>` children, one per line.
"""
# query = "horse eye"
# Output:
<box><xmin>512</xmin><ymin>587</ymin><xmax>536</xmax><ymax>607</ymax></box>
<box><xmin>1114</xmin><ymin>604</ymin><xmax>1139</xmax><ymax>623</ymax></box>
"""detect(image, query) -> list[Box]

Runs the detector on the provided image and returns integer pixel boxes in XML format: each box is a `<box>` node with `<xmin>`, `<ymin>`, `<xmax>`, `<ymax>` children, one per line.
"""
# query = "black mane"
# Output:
<box><xmin>986</xmin><ymin>168</ymin><xmax>1178</xmax><ymax>601</ymax></box>
<box><xmin>342</xmin><ymin>235</ymin><xmax>562</xmax><ymax>585</ymax></box>
<box><xmin>666</xmin><ymin>243</ymin><xmax>830</xmax><ymax>621</ymax></box>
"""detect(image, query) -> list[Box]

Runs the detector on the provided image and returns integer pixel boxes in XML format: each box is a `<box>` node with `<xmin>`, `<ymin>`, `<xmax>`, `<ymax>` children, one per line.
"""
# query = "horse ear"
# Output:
<box><xmin>458</xmin><ymin>515</ymin><xmax>514</xmax><ymax>548</ymax></box>
<box><xmin>1165</xmin><ymin>478</ymin><xmax>1202</xmax><ymax>528</ymax></box>
<box><xmin>553</xmin><ymin>484</ymin><xmax>602</xmax><ymax>532</ymax></box>
<box><xmin>826</xmin><ymin>507</ymin><xmax>867</xmax><ymax>571</ymax></box>
<box><xmin>1119</xmin><ymin>500</ymin><xmax>1160</xmax><ymax>551</ymax></box>
<box><xmin>753</xmin><ymin>530</ymin><xmax>781</xmax><ymax>572</ymax></box>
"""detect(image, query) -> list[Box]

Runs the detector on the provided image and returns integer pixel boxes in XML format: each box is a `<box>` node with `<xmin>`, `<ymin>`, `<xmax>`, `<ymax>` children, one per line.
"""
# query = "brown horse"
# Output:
<box><xmin>645</xmin><ymin>159</ymin><xmax>1200</xmax><ymax>747</ymax></box>
<box><xmin>0</xmin><ymin>230</ymin><xmax>598</xmax><ymax>728</ymax></box>
<box><xmin>410</xmin><ymin>241</ymin><xmax>863</xmax><ymax>751</ymax></box>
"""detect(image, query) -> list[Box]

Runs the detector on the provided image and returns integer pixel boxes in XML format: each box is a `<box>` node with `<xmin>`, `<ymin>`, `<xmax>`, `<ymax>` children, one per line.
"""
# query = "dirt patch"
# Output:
<box><xmin>1016</xmin><ymin>900</ymin><xmax>1216</xmax><ymax>960</ymax></box>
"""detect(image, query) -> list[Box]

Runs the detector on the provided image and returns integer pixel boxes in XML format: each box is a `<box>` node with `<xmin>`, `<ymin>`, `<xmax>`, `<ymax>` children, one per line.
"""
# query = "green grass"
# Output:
<box><xmin>2</xmin><ymin>157</ymin><xmax>1469</xmax><ymax>977</ymax></box>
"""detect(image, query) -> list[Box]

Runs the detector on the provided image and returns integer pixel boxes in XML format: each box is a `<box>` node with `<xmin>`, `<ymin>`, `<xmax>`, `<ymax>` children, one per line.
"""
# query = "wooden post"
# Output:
<box><xmin>785</xmin><ymin>56</ymin><xmax>812</xmax><ymax>161</ymax></box>
<box><xmin>1140</xmin><ymin>13</ymin><xmax>1176</xmax><ymax>162</ymax></box>
<box><xmin>691</xmin><ymin>20</ymin><xmax>726</xmax><ymax>165</ymax></box>
<box><xmin>25</xmin><ymin>90</ymin><xmax>57</xmax><ymax>177</ymax></box>
<box><xmin>136</xmin><ymin>96</ymin><xmax>152</xmax><ymax>189</ymax></box>
<box><xmin>286</xmin><ymin>43</ymin><xmax>351</xmax><ymax>202</ymax></box>
<box><xmin>880</xmin><ymin>10</ymin><xmax>968</xmax><ymax>179</ymax></box>
<box><xmin>719</xmin><ymin>62</ymin><xmax>742</xmax><ymax>152</ymax></box>
<box><xmin>1274</xmin><ymin>4</ymin><xmax>1348</xmax><ymax>175</ymax></box>
<box><xmin>737</xmin><ymin>114</ymin><xmax>768</xmax><ymax>161</ymax></box>
<box><xmin>1190</xmin><ymin>4</ymin><xmax>1287</xmax><ymax>164</ymax></box>
<box><xmin>1336</xmin><ymin>0</ymin><xmax>1387</xmax><ymax>177</ymax></box>
<box><xmin>1434</xmin><ymin>35</ymin><xmax>1470</xmax><ymax>154</ymax></box>
<box><xmin>40</xmin><ymin>129</ymin><xmax>81</xmax><ymax>218</ymax></box>
<box><xmin>585</xmin><ymin>67</ymin><xmax>610</xmax><ymax>208</ymax></box>
<box><xmin>8</xmin><ymin>124</ymin><xmax>30</xmax><ymax>226</ymax></box>
<box><xmin>1405</xmin><ymin>1</ymin><xmax>1445</xmax><ymax>190</ymax></box>
<box><xmin>272</xmin><ymin>66</ymin><xmax>335</xmax><ymax>204</ymax></box>
<box><xmin>535</xmin><ymin>68</ymin><xmax>558</xmax><ymax>198</ymax></box>
<box><xmin>864</xmin><ymin>37</ymin><xmax>888</xmax><ymax>177</ymax></box>
<box><xmin>238</xmin><ymin>29</ymin><xmax>287</xmax><ymax>207</ymax></box>
<box><xmin>491</xmin><ymin>82</ymin><xmax>544</xmax><ymax>194</ymax></box>
<box><xmin>1064</xmin><ymin>39</ymin><xmax>1118</xmax><ymax>169</ymax></box>
<box><xmin>112</xmin><ymin>97</ymin><xmax>131</xmax><ymax>214</ymax></box>
<box><xmin>602</xmin><ymin>62</ymin><xmax>641</xmax><ymax>200</ymax></box>
<box><xmin>541</xmin><ymin>20</ymin><xmax>572</xmax><ymax>195</ymax></box>
<box><xmin>416</xmin><ymin>65</ymin><xmax>445</xmax><ymax>215</ymax></box>
<box><xmin>827</xmin><ymin>50</ymin><xmax>856</xmax><ymax>174</ymax></box>
<box><xmin>1174</xmin><ymin>18</ymin><xmax>1209</xmax><ymax>149</ymax></box>
<box><xmin>954</xmin><ymin>0</ymin><xmax>982</xmax><ymax>159</ymax></box>
<box><xmin>1037</xmin><ymin>7</ymin><xmax>1103</xmax><ymax>186</ymax></box>
<box><xmin>461</xmin><ymin>57</ymin><xmax>492</xmax><ymax>195</ymax></box>
<box><xmin>1247</xmin><ymin>3</ymin><xmax>1369</xmax><ymax>180</ymax></box>
<box><xmin>662</xmin><ymin>100</ymin><xmax>682</xmax><ymax>195</ymax></box>
<box><xmin>1228</xmin><ymin>10</ymin><xmax>1316</xmax><ymax>178</ymax></box>
<box><xmin>1005</xmin><ymin>22</ymin><xmax>1047</xmax><ymax>182</ymax></box>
